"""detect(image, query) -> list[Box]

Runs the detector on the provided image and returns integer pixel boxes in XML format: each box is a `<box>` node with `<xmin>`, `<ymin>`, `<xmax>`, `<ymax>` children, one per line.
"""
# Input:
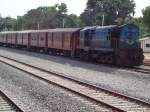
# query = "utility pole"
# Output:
<box><xmin>62</xmin><ymin>19</ymin><xmax>65</xmax><ymax>28</ymax></box>
<box><xmin>102</xmin><ymin>14</ymin><xmax>105</xmax><ymax>26</ymax></box>
<box><xmin>37</xmin><ymin>23</ymin><xmax>40</xmax><ymax>30</ymax></box>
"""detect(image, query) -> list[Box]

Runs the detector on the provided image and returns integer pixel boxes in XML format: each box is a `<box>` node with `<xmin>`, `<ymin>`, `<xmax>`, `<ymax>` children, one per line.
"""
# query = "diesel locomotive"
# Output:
<box><xmin>0</xmin><ymin>24</ymin><xmax>144</xmax><ymax>66</ymax></box>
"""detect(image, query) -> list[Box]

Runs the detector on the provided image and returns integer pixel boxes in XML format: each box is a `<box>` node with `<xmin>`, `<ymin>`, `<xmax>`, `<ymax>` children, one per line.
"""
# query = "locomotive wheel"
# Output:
<box><xmin>96</xmin><ymin>57</ymin><xmax>102</xmax><ymax>63</ymax></box>
<box><xmin>107</xmin><ymin>55</ymin><xmax>113</xmax><ymax>64</ymax></box>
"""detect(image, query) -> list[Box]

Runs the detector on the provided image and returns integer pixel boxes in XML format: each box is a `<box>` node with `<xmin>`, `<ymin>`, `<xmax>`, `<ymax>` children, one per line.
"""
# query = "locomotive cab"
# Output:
<box><xmin>115</xmin><ymin>24</ymin><xmax>144</xmax><ymax>66</ymax></box>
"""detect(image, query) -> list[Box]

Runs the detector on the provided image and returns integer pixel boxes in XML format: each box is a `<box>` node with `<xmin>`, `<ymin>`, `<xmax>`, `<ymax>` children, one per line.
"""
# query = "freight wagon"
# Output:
<box><xmin>0</xmin><ymin>24</ymin><xmax>144</xmax><ymax>66</ymax></box>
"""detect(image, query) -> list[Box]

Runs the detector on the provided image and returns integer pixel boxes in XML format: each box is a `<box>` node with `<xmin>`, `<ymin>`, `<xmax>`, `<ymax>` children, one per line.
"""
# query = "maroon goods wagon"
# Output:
<box><xmin>0</xmin><ymin>33</ymin><xmax>3</xmax><ymax>44</ymax></box>
<box><xmin>30</xmin><ymin>31</ymin><xmax>39</xmax><ymax>48</ymax></box>
<box><xmin>17</xmin><ymin>31</ymin><xmax>30</xmax><ymax>48</ymax></box>
<box><xmin>22</xmin><ymin>32</ymin><xmax>29</xmax><ymax>47</ymax></box>
<box><xmin>11</xmin><ymin>32</ymin><xmax>17</xmax><ymax>45</ymax></box>
<box><xmin>17</xmin><ymin>32</ymin><xmax>23</xmax><ymax>45</ymax></box>
<box><xmin>3</xmin><ymin>33</ymin><xmax>7</xmax><ymax>44</ymax></box>
<box><xmin>30</xmin><ymin>30</ymin><xmax>47</xmax><ymax>50</ymax></box>
<box><xmin>38</xmin><ymin>31</ymin><xmax>47</xmax><ymax>48</ymax></box>
<box><xmin>7</xmin><ymin>32</ymin><xmax>12</xmax><ymax>44</ymax></box>
<box><xmin>47</xmin><ymin>28</ymin><xmax>80</xmax><ymax>56</ymax></box>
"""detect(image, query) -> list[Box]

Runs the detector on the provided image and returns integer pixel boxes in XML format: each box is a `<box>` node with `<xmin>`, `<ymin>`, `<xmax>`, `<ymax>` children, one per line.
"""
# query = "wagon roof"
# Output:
<box><xmin>0</xmin><ymin>28</ymin><xmax>81</xmax><ymax>34</ymax></box>
<box><xmin>52</xmin><ymin>28</ymin><xmax>81</xmax><ymax>32</ymax></box>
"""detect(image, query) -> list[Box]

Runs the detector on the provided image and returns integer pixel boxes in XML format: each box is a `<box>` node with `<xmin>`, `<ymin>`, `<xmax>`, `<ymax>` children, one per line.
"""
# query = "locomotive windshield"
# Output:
<box><xmin>120</xmin><ymin>24</ymin><xmax>140</xmax><ymax>48</ymax></box>
<box><xmin>124</xmin><ymin>31</ymin><xmax>139</xmax><ymax>45</ymax></box>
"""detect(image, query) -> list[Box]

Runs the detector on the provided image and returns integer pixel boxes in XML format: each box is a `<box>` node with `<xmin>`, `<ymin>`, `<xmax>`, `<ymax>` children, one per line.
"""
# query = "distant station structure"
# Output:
<box><xmin>140</xmin><ymin>37</ymin><xmax>150</xmax><ymax>53</ymax></box>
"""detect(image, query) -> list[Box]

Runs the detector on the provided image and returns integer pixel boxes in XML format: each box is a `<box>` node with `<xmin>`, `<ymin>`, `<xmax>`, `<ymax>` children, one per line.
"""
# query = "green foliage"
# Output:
<box><xmin>0</xmin><ymin>1</ymin><xmax>149</xmax><ymax>39</ymax></box>
<box><xmin>81</xmin><ymin>0</ymin><xmax>135</xmax><ymax>26</ymax></box>
<box><xmin>64</xmin><ymin>14</ymin><xmax>81</xmax><ymax>28</ymax></box>
<box><xmin>142</xmin><ymin>6</ymin><xmax>150</xmax><ymax>29</ymax></box>
<box><xmin>115</xmin><ymin>18</ymin><xmax>124</xmax><ymax>25</ymax></box>
<box><xmin>23</xmin><ymin>3</ymin><xmax>68</xmax><ymax>29</ymax></box>
<box><xmin>0</xmin><ymin>17</ymin><xmax>17</xmax><ymax>31</ymax></box>
<box><xmin>15</xmin><ymin>16</ymin><xmax>24</xmax><ymax>30</ymax></box>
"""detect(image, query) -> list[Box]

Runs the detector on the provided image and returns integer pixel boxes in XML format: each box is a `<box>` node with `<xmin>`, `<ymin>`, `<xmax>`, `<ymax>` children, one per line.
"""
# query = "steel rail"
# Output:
<box><xmin>0</xmin><ymin>90</ymin><xmax>23</xmax><ymax>112</ymax></box>
<box><xmin>0</xmin><ymin>55</ymin><xmax>150</xmax><ymax>111</ymax></box>
<box><xmin>130</xmin><ymin>66</ymin><xmax>150</xmax><ymax>74</ymax></box>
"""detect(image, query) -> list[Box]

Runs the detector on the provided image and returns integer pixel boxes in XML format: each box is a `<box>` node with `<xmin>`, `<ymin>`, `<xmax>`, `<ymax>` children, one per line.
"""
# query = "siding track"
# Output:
<box><xmin>131</xmin><ymin>65</ymin><xmax>150</xmax><ymax>74</ymax></box>
<box><xmin>0</xmin><ymin>55</ymin><xmax>150</xmax><ymax>112</ymax></box>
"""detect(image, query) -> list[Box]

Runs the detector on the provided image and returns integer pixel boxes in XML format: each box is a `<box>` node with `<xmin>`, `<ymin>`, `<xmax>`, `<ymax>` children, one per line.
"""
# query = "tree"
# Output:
<box><xmin>64</xmin><ymin>14</ymin><xmax>81</xmax><ymax>28</ymax></box>
<box><xmin>23</xmin><ymin>3</ymin><xmax>68</xmax><ymax>29</ymax></box>
<box><xmin>15</xmin><ymin>16</ymin><xmax>24</xmax><ymax>30</ymax></box>
<box><xmin>0</xmin><ymin>17</ymin><xmax>17</xmax><ymax>31</ymax></box>
<box><xmin>142</xmin><ymin>6</ymin><xmax>150</xmax><ymax>29</ymax></box>
<box><xmin>24</xmin><ymin>8</ymin><xmax>44</xmax><ymax>29</ymax></box>
<box><xmin>80</xmin><ymin>10</ymin><xmax>94</xmax><ymax>26</ymax></box>
<box><xmin>81</xmin><ymin>0</ymin><xmax>135</xmax><ymax>26</ymax></box>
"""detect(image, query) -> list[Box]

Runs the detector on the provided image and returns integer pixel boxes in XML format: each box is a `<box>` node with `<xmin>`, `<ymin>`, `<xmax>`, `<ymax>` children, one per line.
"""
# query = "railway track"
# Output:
<box><xmin>130</xmin><ymin>65</ymin><xmax>150</xmax><ymax>74</ymax></box>
<box><xmin>144</xmin><ymin>63</ymin><xmax>150</xmax><ymax>66</ymax></box>
<box><xmin>0</xmin><ymin>55</ymin><xmax>150</xmax><ymax>111</ymax></box>
<box><xmin>0</xmin><ymin>90</ymin><xmax>22</xmax><ymax>112</ymax></box>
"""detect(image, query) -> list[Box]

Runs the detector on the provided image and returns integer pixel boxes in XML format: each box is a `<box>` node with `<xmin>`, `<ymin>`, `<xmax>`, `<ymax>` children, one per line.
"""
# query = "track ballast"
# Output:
<box><xmin>0</xmin><ymin>90</ymin><xmax>23</xmax><ymax>112</ymax></box>
<box><xmin>0</xmin><ymin>55</ymin><xmax>150</xmax><ymax>112</ymax></box>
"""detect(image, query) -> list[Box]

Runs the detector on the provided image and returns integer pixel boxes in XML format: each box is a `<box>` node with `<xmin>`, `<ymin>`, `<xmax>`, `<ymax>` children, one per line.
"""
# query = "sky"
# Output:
<box><xmin>0</xmin><ymin>0</ymin><xmax>149</xmax><ymax>18</ymax></box>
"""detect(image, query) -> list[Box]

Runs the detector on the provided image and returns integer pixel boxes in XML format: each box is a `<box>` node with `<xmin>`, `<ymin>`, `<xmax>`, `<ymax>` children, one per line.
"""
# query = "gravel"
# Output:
<box><xmin>0</xmin><ymin>62</ymin><xmax>108</xmax><ymax>112</ymax></box>
<box><xmin>0</xmin><ymin>47</ymin><xmax>150</xmax><ymax>103</ymax></box>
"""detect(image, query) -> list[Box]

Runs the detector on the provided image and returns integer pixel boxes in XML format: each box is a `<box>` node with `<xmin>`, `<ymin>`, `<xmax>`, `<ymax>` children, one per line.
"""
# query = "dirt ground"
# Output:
<box><xmin>144</xmin><ymin>53</ymin><xmax>150</xmax><ymax>59</ymax></box>
<box><xmin>144</xmin><ymin>53</ymin><xmax>150</xmax><ymax>64</ymax></box>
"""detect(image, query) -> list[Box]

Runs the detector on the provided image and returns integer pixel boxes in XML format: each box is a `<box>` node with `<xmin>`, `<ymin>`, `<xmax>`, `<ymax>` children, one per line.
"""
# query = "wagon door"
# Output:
<box><xmin>30</xmin><ymin>32</ymin><xmax>38</xmax><ymax>47</ymax></box>
<box><xmin>39</xmin><ymin>32</ymin><xmax>46</xmax><ymax>48</ymax></box>
<box><xmin>23</xmin><ymin>33</ymin><xmax>29</xmax><ymax>47</ymax></box>
<box><xmin>17</xmin><ymin>33</ymin><xmax>23</xmax><ymax>45</ymax></box>
<box><xmin>47</xmin><ymin>32</ymin><xmax>53</xmax><ymax>48</ymax></box>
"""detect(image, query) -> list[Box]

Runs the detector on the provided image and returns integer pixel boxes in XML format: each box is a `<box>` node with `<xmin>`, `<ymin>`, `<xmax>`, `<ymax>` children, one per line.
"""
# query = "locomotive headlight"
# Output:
<box><xmin>125</xmin><ymin>36</ymin><xmax>134</xmax><ymax>45</ymax></box>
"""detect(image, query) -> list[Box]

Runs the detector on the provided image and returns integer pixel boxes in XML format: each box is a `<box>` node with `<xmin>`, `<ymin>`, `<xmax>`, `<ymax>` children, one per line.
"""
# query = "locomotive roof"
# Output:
<box><xmin>96</xmin><ymin>25</ymin><xmax>117</xmax><ymax>29</ymax></box>
<box><xmin>81</xmin><ymin>25</ymin><xmax>118</xmax><ymax>31</ymax></box>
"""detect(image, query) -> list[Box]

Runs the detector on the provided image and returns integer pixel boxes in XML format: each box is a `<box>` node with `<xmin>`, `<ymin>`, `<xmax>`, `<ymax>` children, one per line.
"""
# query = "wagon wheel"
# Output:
<box><xmin>101</xmin><ymin>56</ymin><xmax>107</xmax><ymax>64</ymax></box>
<box><xmin>107</xmin><ymin>55</ymin><xmax>113</xmax><ymax>64</ymax></box>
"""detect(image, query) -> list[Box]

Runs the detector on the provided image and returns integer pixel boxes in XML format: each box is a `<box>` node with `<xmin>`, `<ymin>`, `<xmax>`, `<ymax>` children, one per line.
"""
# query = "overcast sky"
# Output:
<box><xmin>0</xmin><ymin>0</ymin><xmax>149</xmax><ymax>18</ymax></box>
